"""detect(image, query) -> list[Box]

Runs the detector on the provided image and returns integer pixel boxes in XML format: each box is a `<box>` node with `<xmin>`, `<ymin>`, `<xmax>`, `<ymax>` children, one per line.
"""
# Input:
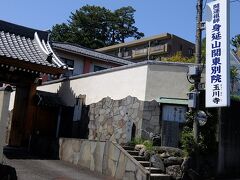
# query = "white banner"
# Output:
<box><xmin>205</xmin><ymin>0</ymin><xmax>230</xmax><ymax>107</ymax></box>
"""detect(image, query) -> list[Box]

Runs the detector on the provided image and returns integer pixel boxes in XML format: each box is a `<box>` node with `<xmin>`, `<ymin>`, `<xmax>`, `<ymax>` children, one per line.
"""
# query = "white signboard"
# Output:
<box><xmin>205</xmin><ymin>0</ymin><xmax>230</xmax><ymax>107</ymax></box>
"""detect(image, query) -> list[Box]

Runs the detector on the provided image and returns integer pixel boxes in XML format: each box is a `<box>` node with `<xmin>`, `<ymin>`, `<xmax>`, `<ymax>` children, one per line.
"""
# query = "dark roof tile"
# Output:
<box><xmin>0</xmin><ymin>20</ymin><xmax>66</xmax><ymax>71</ymax></box>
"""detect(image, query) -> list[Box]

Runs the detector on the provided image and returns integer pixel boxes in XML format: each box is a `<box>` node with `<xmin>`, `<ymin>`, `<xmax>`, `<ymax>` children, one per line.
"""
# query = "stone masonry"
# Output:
<box><xmin>59</xmin><ymin>138</ymin><xmax>148</xmax><ymax>180</ymax></box>
<box><xmin>88</xmin><ymin>96</ymin><xmax>160</xmax><ymax>144</ymax></box>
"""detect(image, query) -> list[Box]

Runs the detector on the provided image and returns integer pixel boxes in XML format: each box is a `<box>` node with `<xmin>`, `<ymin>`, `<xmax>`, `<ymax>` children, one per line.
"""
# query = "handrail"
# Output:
<box><xmin>111</xmin><ymin>141</ymin><xmax>150</xmax><ymax>175</ymax></box>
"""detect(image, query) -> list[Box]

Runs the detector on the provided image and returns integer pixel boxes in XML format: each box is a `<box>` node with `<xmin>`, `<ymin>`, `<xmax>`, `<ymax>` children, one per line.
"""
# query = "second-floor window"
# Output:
<box><xmin>188</xmin><ymin>48</ymin><xmax>194</xmax><ymax>56</ymax></box>
<box><xmin>62</xmin><ymin>58</ymin><xmax>74</xmax><ymax>76</ymax></box>
<box><xmin>94</xmin><ymin>65</ymin><xmax>107</xmax><ymax>72</ymax></box>
<box><xmin>62</xmin><ymin>58</ymin><xmax>74</xmax><ymax>69</ymax></box>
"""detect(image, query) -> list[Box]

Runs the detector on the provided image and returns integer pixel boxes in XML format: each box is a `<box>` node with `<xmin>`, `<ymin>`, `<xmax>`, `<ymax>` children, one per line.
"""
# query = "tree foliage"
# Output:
<box><xmin>231</xmin><ymin>34</ymin><xmax>240</xmax><ymax>49</ymax></box>
<box><xmin>181</xmin><ymin>109</ymin><xmax>218</xmax><ymax>156</ymax></box>
<box><xmin>163</xmin><ymin>51</ymin><xmax>195</xmax><ymax>63</ymax></box>
<box><xmin>50</xmin><ymin>5</ymin><xmax>144</xmax><ymax>49</ymax></box>
<box><xmin>230</xmin><ymin>66</ymin><xmax>239</xmax><ymax>93</ymax></box>
<box><xmin>114</xmin><ymin>6</ymin><xmax>144</xmax><ymax>43</ymax></box>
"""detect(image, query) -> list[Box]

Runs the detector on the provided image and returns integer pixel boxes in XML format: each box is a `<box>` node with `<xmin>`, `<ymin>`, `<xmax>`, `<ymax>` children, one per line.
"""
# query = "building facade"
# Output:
<box><xmin>37</xmin><ymin>61</ymin><xmax>191</xmax><ymax>146</ymax></box>
<box><xmin>96</xmin><ymin>33</ymin><xmax>195</xmax><ymax>61</ymax></box>
<box><xmin>51</xmin><ymin>42</ymin><xmax>132</xmax><ymax>78</ymax></box>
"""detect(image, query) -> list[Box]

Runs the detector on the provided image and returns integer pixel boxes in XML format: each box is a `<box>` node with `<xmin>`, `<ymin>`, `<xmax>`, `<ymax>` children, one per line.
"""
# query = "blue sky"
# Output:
<box><xmin>0</xmin><ymin>0</ymin><xmax>239</xmax><ymax>44</ymax></box>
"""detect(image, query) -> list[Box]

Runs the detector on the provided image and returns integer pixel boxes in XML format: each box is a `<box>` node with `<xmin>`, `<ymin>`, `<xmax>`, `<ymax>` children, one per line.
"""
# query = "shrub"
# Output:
<box><xmin>181</xmin><ymin>126</ymin><xmax>196</xmax><ymax>156</ymax></box>
<box><xmin>143</xmin><ymin>140</ymin><xmax>153</xmax><ymax>151</ymax></box>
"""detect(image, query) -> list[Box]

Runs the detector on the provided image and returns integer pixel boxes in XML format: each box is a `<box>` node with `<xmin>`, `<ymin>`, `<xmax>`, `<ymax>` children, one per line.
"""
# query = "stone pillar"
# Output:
<box><xmin>0</xmin><ymin>86</ymin><xmax>12</xmax><ymax>163</ymax></box>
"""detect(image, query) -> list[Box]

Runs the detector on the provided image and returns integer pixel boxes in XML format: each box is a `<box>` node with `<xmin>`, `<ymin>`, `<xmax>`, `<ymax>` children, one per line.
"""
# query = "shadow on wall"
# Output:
<box><xmin>57</xmin><ymin>80</ymin><xmax>89</xmax><ymax>139</ymax></box>
<box><xmin>72</xmin><ymin>105</ymin><xmax>89</xmax><ymax>139</ymax></box>
<box><xmin>57</xmin><ymin>80</ymin><xmax>77</xmax><ymax>107</ymax></box>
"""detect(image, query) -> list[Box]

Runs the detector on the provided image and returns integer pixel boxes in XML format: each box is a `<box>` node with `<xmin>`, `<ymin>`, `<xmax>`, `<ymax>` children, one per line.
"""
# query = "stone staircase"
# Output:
<box><xmin>122</xmin><ymin>146</ymin><xmax>171</xmax><ymax>180</ymax></box>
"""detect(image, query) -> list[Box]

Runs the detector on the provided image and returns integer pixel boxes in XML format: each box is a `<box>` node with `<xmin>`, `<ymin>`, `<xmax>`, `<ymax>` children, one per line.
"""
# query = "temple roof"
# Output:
<box><xmin>0</xmin><ymin>20</ymin><xmax>66</xmax><ymax>75</ymax></box>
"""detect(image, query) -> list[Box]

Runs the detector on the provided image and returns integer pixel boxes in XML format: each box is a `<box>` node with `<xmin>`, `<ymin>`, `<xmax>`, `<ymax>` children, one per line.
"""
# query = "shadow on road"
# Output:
<box><xmin>3</xmin><ymin>145</ymin><xmax>58</xmax><ymax>160</ymax></box>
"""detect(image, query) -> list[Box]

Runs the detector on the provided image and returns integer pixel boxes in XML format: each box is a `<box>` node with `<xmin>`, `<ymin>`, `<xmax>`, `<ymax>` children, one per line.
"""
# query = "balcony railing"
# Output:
<box><xmin>130</xmin><ymin>44</ymin><xmax>168</xmax><ymax>59</ymax></box>
<box><xmin>149</xmin><ymin>44</ymin><xmax>166</xmax><ymax>54</ymax></box>
<box><xmin>132</xmin><ymin>48</ymin><xmax>148</xmax><ymax>58</ymax></box>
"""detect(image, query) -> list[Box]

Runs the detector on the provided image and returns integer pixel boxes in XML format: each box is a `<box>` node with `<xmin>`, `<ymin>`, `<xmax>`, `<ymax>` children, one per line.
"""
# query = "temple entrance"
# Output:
<box><xmin>0</xmin><ymin>20</ymin><xmax>66</xmax><ymax>161</ymax></box>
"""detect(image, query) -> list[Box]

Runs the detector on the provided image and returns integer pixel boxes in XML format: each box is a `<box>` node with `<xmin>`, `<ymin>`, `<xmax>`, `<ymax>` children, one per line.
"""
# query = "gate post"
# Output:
<box><xmin>0</xmin><ymin>86</ymin><xmax>12</xmax><ymax>163</ymax></box>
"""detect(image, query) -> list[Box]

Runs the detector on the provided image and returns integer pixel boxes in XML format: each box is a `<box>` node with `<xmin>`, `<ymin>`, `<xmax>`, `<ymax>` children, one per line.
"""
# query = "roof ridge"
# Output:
<box><xmin>52</xmin><ymin>41</ymin><xmax>133</xmax><ymax>64</ymax></box>
<box><xmin>0</xmin><ymin>20</ymin><xmax>49</xmax><ymax>40</ymax></box>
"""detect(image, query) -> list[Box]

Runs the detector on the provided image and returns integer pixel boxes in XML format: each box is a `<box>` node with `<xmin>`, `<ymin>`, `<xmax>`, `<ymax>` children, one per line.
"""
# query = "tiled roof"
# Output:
<box><xmin>0</xmin><ymin>20</ymin><xmax>66</xmax><ymax>70</ymax></box>
<box><xmin>52</xmin><ymin>42</ymin><xmax>133</xmax><ymax>65</ymax></box>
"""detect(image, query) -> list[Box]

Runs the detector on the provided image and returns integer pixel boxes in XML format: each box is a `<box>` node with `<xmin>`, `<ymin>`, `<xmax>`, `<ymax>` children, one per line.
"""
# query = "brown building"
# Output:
<box><xmin>96</xmin><ymin>33</ymin><xmax>195</xmax><ymax>61</ymax></box>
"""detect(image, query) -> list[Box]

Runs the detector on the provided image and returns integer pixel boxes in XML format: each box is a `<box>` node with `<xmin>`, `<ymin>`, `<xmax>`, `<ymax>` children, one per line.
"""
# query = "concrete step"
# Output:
<box><xmin>150</xmin><ymin>173</ymin><xmax>171</xmax><ymax>180</ymax></box>
<box><xmin>132</xmin><ymin>155</ymin><xmax>145</xmax><ymax>161</ymax></box>
<box><xmin>126</xmin><ymin>150</ymin><xmax>139</xmax><ymax>156</ymax></box>
<box><xmin>138</xmin><ymin>161</ymin><xmax>150</xmax><ymax>167</ymax></box>
<box><xmin>145</xmin><ymin>167</ymin><xmax>164</xmax><ymax>174</ymax></box>
<box><xmin>122</xmin><ymin>146</ymin><xmax>135</xmax><ymax>151</ymax></box>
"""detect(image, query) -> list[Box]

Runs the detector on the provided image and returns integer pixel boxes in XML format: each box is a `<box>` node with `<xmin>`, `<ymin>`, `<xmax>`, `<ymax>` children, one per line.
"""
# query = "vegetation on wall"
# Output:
<box><xmin>230</xmin><ymin>95</ymin><xmax>240</xmax><ymax>102</ymax></box>
<box><xmin>162</xmin><ymin>51</ymin><xmax>195</xmax><ymax>63</ymax></box>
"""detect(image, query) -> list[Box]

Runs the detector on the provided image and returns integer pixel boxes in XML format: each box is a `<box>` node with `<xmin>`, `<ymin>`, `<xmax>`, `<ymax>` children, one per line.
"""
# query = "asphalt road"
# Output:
<box><xmin>5</xmin><ymin>159</ymin><xmax>114</xmax><ymax>180</ymax></box>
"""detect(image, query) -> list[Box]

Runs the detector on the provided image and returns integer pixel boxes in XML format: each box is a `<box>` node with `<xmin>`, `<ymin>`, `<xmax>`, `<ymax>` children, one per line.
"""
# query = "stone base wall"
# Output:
<box><xmin>88</xmin><ymin>96</ymin><xmax>160</xmax><ymax>144</ymax></box>
<box><xmin>141</xmin><ymin>101</ymin><xmax>160</xmax><ymax>139</ymax></box>
<box><xmin>59</xmin><ymin>138</ymin><xmax>148</xmax><ymax>180</ymax></box>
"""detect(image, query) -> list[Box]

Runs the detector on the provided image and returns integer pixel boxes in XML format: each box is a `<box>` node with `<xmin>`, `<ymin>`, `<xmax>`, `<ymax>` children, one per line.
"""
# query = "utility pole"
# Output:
<box><xmin>195</xmin><ymin>0</ymin><xmax>203</xmax><ymax>65</ymax></box>
<box><xmin>193</xmin><ymin>0</ymin><xmax>203</xmax><ymax>171</ymax></box>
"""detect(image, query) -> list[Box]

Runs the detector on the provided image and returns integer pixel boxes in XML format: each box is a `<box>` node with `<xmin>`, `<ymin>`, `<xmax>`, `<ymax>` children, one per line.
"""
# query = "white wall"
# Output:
<box><xmin>145</xmin><ymin>63</ymin><xmax>191</xmax><ymax>100</ymax></box>
<box><xmin>38</xmin><ymin>62</ymin><xmax>193</xmax><ymax>106</ymax></box>
<box><xmin>38</xmin><ymin>65</ymin><xmax>148</xmax><ymax>105</ymax></box>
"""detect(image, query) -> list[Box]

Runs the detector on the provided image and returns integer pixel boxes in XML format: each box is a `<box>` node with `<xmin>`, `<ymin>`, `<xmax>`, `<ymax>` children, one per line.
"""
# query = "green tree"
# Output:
<box><xmin>50</xmin><ymin>5</ymin><xmax>144</xmax><ymax>49</ymax></box>
<box><xmin>230</xmin><ymin>66</ymin><xmax>239</xmax><ymax>94</ymax></box>
<box><xmin>231</xmin><ymin>34</ymin><xmax>240</xmax><ymax>49</ymax></box>
<box><xmin>114</xmin><ymin>6</ymin><xmax>144</xmax><ymax>43</ymax></box>
<box><xmin>50</xmin><ymin>23</ymin><xmax>73</xmax><ymax>43</ymax></box>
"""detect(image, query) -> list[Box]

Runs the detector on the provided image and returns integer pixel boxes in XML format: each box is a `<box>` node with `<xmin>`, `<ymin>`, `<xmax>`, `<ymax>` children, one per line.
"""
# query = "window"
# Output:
<box><xmin>123</xmin><ymin>47</ymin><xmax>130</xmax><ymax>57</ymax></box>
<box><xmin>62</xmin><ymin>58</ymin><xmax>74</xmax><ymax>68</ymax></box>
<box><xmin>94</xmin><ymin>65</ymin><xmax>107</xmax><ymax>72</ymax></box>
<box><xmin>188</xmin><ymin>48</ymin><xmax>194</xmax><ymax>56</ymax></box>
<box><xmin>179</xmin><ymin>45</ymin><xmax>183</xmax><ymax>51</ymax></box>
<box><xmin>61</xmin><ymin>58</ymin><xmax>74</xmax><ymax>77</ymax></box>
<box><xmin>117</xmin><ymin>52</ymin><xmax>122</xmax><ymax>57</ymax></box>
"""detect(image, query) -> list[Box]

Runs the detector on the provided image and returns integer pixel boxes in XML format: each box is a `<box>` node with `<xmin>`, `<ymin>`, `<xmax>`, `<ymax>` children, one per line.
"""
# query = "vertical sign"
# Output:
<box><xmin>206</xmin><ymin>0</ymin><xmax>230</xmax><ymax>107</ymax></box>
